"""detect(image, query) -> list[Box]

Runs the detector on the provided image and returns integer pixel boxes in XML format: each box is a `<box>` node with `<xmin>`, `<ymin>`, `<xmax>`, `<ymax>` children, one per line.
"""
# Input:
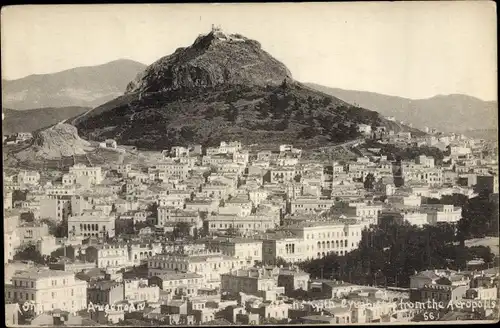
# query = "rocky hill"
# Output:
<box><xmin>69</xmin><ymin>29</ymin><xmax>422</xmax><ymax>151</ymax></box>
<box><xmin>2</xmin><ymin>107</ymin><xmax>90</xmax><ymax>135</ymax></box>
<box><xmin>14</xmin><ymin>123</ymin><xmax>93</xmax><ymax>161</ymax></box>
<box><xmin>2</xmin><ymin>59</ymin><xmax>147</xmax><ymax>110</ymax></box>
<box><xmin>306</xmin><ymin>83</ymin><xmax>498</xmax><ymax>133</ymax></box>
<box><xmin>126</xmin><ymin>29</ymin><xmax>291</xmax><ymax>94</ymax></box>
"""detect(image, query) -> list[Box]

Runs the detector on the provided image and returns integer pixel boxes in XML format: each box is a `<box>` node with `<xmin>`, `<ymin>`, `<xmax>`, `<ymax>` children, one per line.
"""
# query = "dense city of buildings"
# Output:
<box><xmin>3</xmin><ymin>127</ymin><xmax>499</xmax><ymax>325</ymax></box>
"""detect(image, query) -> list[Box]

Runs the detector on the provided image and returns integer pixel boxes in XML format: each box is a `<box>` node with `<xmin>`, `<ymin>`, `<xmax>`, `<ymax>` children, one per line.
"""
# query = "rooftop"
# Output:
<box><xmin>13</xmin><ymin>268</ymin><xmax>75</xmax><ymax>280</ymax></box>
<box><xmin>153</xmin><ymin>271</ymin><xmax>204</xmax><ymax>281</ymax></box>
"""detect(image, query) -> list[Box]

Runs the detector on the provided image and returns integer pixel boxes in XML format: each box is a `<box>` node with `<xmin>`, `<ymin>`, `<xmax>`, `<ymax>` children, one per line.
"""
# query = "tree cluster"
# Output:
<box><xmin>297</xmin><ymin>218</ymin><xmax>495</xmax><ymax>288</ymax></box>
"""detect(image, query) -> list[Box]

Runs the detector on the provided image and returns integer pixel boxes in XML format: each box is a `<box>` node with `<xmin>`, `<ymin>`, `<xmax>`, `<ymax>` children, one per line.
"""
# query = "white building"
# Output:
<box><xmin>357</xmin><ymin>124</ymin><xmax>372</xmax><ymax>135</ymax></box>
<box><xmin>5</xmin><ymin>268</ymin><xmax>87</xmax><ymax>314</ymax></box>
<box><xmin>262</xmin><ymin>221</ymin><xmax>365</xmax><ymax>263</ymax></box>
<box><xmin>420</xmin><ymin>204</ymin><xmax>462</xmax><ymax>225</ymax></box>
<box><xmin>205</xmin><ymin>238</ymin><xmax>263</xmax><ymax>264</ymax></box>
<box><xmin>67</xmin><ymin>210</ymin><xmax>116</xmax><ymax>238</ymax></box>
<box><xmin>17</xmin><ymin>171</ymin><xmax>41</xmax><ymax>186</ymax></box>
<box><xmin>415</xmin><ymin>155</ymin><xmax>435</xmax><ymax>168</ymax></box>
<box><xmin>219</xmin><ymin>141</ymin><xmax>242</xmax><ymax>154</ymax></box>
<box><xmin>147</xmin><ymin>250</ymin><xmax>250</xmax><ymax>289</ymax></box>
<box><xmin>69</xmin><ymin>164</ymin><xmax>103</xmax><ymax>185</ymax></box>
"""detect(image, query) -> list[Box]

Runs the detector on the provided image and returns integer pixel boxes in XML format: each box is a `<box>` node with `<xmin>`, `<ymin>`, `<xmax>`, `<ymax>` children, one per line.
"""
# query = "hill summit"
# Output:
<box><xmin>125</xmin><ymin>26</ymin><xmax>292</xmax><ymax>94</ymax></box>
<box><xmin>70</xmin><ymin>28</ymin><xmax>420</xmax><ymax>151</ymax></box>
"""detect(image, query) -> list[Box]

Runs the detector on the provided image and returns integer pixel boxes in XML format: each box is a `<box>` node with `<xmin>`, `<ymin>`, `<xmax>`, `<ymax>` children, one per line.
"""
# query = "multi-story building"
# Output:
<box><xmin>185</xmin><ymin>199</ymin><xmax>219</xmax><ymax>213</ymax></box>
<box><xmin>5</xmin><ymin>226</ymin><xmax>21</xmax><ymax>264</ymax></box>
<box><xmin>71</xmin><ymin>193</ymin><xmax>117</xmax><ymax>216</ymax></box>
<box><xmin>39</xmin><ymin>196</ymin><xmax>72</xmax><ymax>222</ymax></box>
<box><xmin>415</xmin><ymin>155</ymin><xmax>435</xmax><ymax>168</ymax></box>
<box><xmin>200</xmin><ymin>182</ymin><xmax>234</xmax><ymax>200</ymax></box>
<box><xmin>128</xmin><ymin>242</ymin><xmax>163</xmax><ymax>266</ymax></box>
<box><xmin>218</xmin><ymin>198</ymin><xmax>253</xmax><ymax>217</ymax></box>
<box><xmin>17</xmin><ymin>170</ymin><xmax>41</xmax><ymax>186</ymax></box>
<box><xmin>87</xmin><ymin>280</ymin><xmax>124</xmax><ymax>305</ymax></box>
<box><xmin>420</xmin><ymin>204</ymin><xmax>462</xmax><ymax>225</ymax></box>
<box><xmin>205</xmin><ymin>238</ymin><xmax>263</xmax><ymax>264</ymax></box>
<box><xmin>417</xmin><ymin>284</ymin><xmax>468</xmax><ymax>303</ymax></box>
<box><xmin>149</xmin><ymin>272</ymin><xmax>205</xmax><ymax>297</ymax></box>
<box><xmin>206</xmin><ymin>214</ymin><xmax>279</xmax><ymax>235</ymax></box>
<box><xmin>124</xmin><ymin>279</ymin><xmax>160</xmax><ymax>303</ymax></box>
<box><xmin>270</xmin><ymin>167</ymin><xmax>296</xmax><ymax>184</ymax></box>
<box><xmin>158</xmin><ymin>207</ymin><xmax>201</xmax><ymax>227</ymax></box>
<box><xmin>218</xmin><ymin>141</ymin><xmax>242</xmax><ymax>154</ymax></box>
<box><xmin>262</xmin><ymin>235</ymin><xmax>306</xmax><ymax>264</ymax></box>
<box><xmin>4</xmin><ymin>190</ymin><xmax>13</xmax><ymax>210</ymax></box>
<box><xmin>386</xmin><ymin>194</ymin><xmax>422</xmax><ymax>207</ymax></box>
<box><xmin>5</xmin><ymin>268</ymin><xmax>87</xmax><ymax>314</ymax></box>
<box><xmin>289</xmin><ymin>198</ymin><xmax>336</xmax><ymax>215</ymax></box>
<box><xmin>69</xmin><ymin>164</ymin><xmax>103</xmax><ymax>185</ymax></box>
<box><xmin>170</xmin><ymin>146</ymin><xmax>190</xmax><ymax>158</ymax></box>
<box><xmin>67</xmin><ymin>210</ymin><xmax>116</xmax><ymax>238</ymax></box>
<box><xmin>202</xmin><ymin>154</ymin><xmax>234</xmax><ymax>167</ymax></box>
<box><xmin>262</xmin><ymin>221</ymin><xmax>365</xmax><ymax>263</ymax></box>
<box><xmin>221</xmin><ymin>267</ymin><xmax>284</xmax><ymax>297</ymax></box>
<box><xmin>277</xmin><ymin>267</ymin><xmax>310</xmax><ymax>295</ymax></box>
<box><xmin>86</xmin><ymin>244</ymin><xmax>129</xmax><ymax>268</ymax></box>
<box><xmin>342</xmin><ymin>202</ymin><xmax>383</xmax><ymax>220</ymax></box>
<box><xmin>381</xmin><ymin>209</ymin><xmax>428</xmax><ymax>227</ymax></box>
<box><xmin>147</xmin><ymin>250</ymin><xmax>250</xmax><ymax>289</ymax></box>
<box><xmin>155</xmin><ymin>163</ymin><xmax>191</xmax><ymax>180</ymax></box>
<box><xmin>16</xmin><ymin>223</ymin><xmax>50</xmax><ymax>245</ymax></box>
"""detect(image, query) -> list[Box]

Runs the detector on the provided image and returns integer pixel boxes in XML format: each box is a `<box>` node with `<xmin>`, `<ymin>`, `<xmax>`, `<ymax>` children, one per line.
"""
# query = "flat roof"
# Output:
<box><xmin>13</xmin><ymin>268</ymin><xmax>75</xmax><ymax>280</ymax></box>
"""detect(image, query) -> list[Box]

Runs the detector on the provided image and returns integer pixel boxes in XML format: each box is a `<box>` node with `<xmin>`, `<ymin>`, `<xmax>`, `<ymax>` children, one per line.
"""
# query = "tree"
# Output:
<box><xmin>173</xmin><ymin>222</ymin><xmax>191</xmax><ymax>240</ymax></box>
<box><xmin>363</xmin><ymin>173</ymin><xmax>376</xmax><ymax>190</ymax></box>
<box><xmin>204</xmin><ymin>106</ymin><xmax>218</xmax><ymax>119</ymax></box>
<box><xmin>322</xmin><ymin>97</ymin><xmax>332</xmax><ymax>106</ymax></box>
<box><xmin>226</xmin><ymin>225</ymin><xmax>240</xmax><ymax>237</ymax></box>
<box><xmin>14</xmin><ymin>244</ymin><xmax>45</xmax><ymax>265</ymax></box>
<box><xmin>12</xmin><ymin>190</ymin><xmax>27</xmax><ymax>202</ymax></box>
<box><xmin>275</xmin><ymin>257</ymin><xmax>291</xmax><ymax>267</ymax></box>
<box><xmin>293</xmin><ymin>109</ymin><xmax>304</xmax><ymax>122</ymax></box>
<box><xmin>275</xmin><ymin>118</ymin><xmax>289</xmax><ymax>131</ymax></box>
<box><xmin>41</xmin><ymin>218</ymin><xmax>68</xmax><ymax>238</ymax></box>
<box><xmin>298</xmin><ymin>220</ymin><xmax>487</xmax><ymax>288</ymax></box>
<box><xmin>20</xmin><ymin>212</ymin><xmax>35</xmax><ymax>223</ymax></box>
<box><xmin>225</xmin><ymin>104</ymin><xmax>239</xmax><ymax>122</ymax></box>
<box><xmin>146</xmin><ymin>202</ymin><xmax>159</xmax><ymax>216</ymax></box>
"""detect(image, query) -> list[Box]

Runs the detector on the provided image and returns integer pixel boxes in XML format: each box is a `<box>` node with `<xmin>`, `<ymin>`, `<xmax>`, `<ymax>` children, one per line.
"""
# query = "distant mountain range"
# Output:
<box><xmin>305</xmin><ymin>83</ymin><xmax>498</xmax><ymax>133</ymax></box>
<box><xmin>2</xmin><ymin>107</ymin><xmax>90</xmax><ymax>135</ymax></box>
<box><xmin>2</xmin><ymin>59</ymin><xmax>147</xmax><ymax>110</ymax></box>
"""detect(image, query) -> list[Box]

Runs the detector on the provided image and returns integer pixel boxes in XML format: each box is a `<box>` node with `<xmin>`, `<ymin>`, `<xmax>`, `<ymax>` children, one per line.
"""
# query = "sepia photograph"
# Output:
<box><xmin>2</xmin><ymin>2</ymin><xmax>498</xmax><ymax>326</ymax></box>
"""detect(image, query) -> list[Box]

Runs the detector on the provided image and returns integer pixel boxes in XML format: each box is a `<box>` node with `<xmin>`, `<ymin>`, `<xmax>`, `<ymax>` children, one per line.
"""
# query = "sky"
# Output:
<box><xmin>1</xmin><ymin>2</ymin><xmax>497</xmax><ymax>101</ymax></box>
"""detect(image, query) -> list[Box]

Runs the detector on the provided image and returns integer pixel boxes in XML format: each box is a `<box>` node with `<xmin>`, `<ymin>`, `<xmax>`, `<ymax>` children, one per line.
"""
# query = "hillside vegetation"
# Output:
<box><xmin>73</xmin><ymin>81</ymin><xmax>414</xmax><ymax>150</ymax></box>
